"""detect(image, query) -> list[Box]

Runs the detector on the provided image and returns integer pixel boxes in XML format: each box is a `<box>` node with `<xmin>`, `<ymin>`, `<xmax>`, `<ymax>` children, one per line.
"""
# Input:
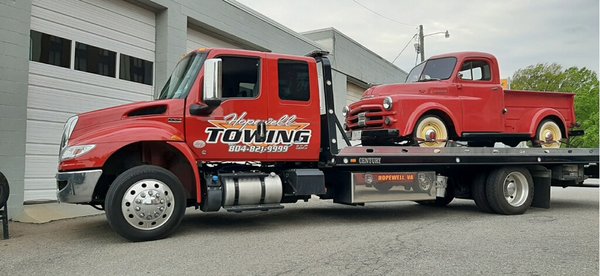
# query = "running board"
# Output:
<box><xmin>224</xmin><ymin>204</ymin><xmax>284</xmax><ymax>213</ymax></box>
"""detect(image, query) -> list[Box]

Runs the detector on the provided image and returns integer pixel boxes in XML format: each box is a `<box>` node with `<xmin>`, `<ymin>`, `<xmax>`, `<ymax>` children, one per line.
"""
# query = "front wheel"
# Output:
<box><xmin>485</xmin><ymin>167</ymin><xmax>534</xmax><ymax>215</ymax></box>
<box><xmin>413</xmin><ymin>115</ymin><xmax>449</xmax><ymax>147</ymax></box>
<box><xmin>105</xmin><ymin>165</ymin><xmax>186</xmax><ymax>241</ymax></box>
<box><xmin>534</xmin><ymin>120</ymin><xmax>563</xmax><ymax>148</ymax></box>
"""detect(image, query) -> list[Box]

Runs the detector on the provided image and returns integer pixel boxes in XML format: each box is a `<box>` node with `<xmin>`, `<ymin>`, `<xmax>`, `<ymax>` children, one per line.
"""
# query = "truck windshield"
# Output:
<box><xmin>157</xmin><ymin>52</ymin><xmax>207</xmax><ymax>100</ymax></box>
<box><xmin>405</xmin><ymin>57</ymin><xmax>457</xmax><ymax>83</ymax></box>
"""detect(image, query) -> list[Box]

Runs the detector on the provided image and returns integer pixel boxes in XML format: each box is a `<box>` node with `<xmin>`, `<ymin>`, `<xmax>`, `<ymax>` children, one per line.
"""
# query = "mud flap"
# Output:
<box><xmin>530</xmin><ymin>166</ymin><xmax>551</xmax><ymax>209</ymax></box>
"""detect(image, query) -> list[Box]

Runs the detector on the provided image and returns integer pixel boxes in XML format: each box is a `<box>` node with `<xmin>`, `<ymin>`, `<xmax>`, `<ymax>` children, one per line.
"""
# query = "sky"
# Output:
<box><xmin>236</xmin><ymin>0</ymin><xmax>599</xmax><ymax>78</ymax></box>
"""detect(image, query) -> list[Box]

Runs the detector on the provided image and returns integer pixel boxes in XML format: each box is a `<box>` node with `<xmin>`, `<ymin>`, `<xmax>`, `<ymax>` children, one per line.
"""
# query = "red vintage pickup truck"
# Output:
<box><xmin>344</xmin><ymin>52</ymin><xmax>580</xmax><ymax>148</ymax></box>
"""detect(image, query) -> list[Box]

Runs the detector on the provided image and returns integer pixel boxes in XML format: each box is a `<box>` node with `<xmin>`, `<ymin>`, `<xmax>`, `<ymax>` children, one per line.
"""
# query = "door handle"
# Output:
<box><xmin>256</xmin><ymin>121</ymin><xmax>267</xmax><ymax>143</ymax></box>
<box><xmin>491</xmin><ymin>87</ymin><xmax>500</xmax><ymax>91</ymax></box>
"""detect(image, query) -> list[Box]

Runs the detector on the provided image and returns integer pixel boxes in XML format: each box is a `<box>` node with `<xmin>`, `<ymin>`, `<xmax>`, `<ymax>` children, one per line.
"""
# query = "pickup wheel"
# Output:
<box><xmin>534</xmin><ymin>120</ymin><xmax>562</xmax><ymax>148</ymax></box>
<box><xmin>0</xmin><ymin>172</ymin><xmax>9</xmax><ymax>209</ymax></box>
<box><xmin>414</xmin><ymin>115</ymin><xmax>449</xmax><ymax>147</ymax></box>
<box><xmin>105</xmin><ymin>165</ymin><xmax>186</xmax><ymax>242</ymax></box>
<box><xmin>485</xmin><ymin>167</ymin><xmax>534</xmax><ymax>215</ymax></box>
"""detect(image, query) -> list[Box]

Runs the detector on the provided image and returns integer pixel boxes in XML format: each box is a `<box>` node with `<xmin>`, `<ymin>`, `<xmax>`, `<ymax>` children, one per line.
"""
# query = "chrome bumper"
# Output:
<box><xmin>56</xmin><ymin>169</ymin><xmax>102</xmax><ymax>203</ymax></box>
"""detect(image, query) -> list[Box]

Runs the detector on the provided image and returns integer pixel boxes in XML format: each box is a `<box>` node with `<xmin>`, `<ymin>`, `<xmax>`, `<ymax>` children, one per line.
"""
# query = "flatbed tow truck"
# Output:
<box><xmin>55</xmin><ymin>49</ymin><xmax>599</xmax><ymax>241</ymax></box>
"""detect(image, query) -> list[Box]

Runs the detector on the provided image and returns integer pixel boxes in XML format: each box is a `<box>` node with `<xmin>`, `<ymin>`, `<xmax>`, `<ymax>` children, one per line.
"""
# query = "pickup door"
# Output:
<box><xmin>457</xmin><ymin>58</ymin><xmax>505</xmax><ymax>133</ymax></box>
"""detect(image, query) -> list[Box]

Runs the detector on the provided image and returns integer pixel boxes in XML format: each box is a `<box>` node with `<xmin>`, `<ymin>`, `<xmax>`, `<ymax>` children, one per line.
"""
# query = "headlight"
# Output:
<box><xmin>60</xmin><ymin>116</ymin><xmax>79</xmax><ymax>149</ymax></box>
<box><xmin>342</xmin><ymin>106</ymin><xmax>350</xmax><ymax>117</ymax></box>
<box><xmin>60</xmin><ymin>145</ymin><xmax>96</xmax><ymax>162</ymax></box>
<box><xmin>383</xmin><ymin>96</ymin><xmax>393</xmax><ymax>110</ymax></box>
<box><xmin>59</xmin><ymin>116</ymin><xmax>79</xmax><ymax>161</ymax></box>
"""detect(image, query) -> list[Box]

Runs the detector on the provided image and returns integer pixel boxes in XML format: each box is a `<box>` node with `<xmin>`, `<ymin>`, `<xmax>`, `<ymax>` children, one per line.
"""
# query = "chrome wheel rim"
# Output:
<box><xmin>122</xmin><ymin>179</ymin><xmax>174</xmax><ymax>230</ymax></box>
<box><xmin>503</xmin><ymin>172</ymin><xmax>528</xmax><ymax>207</ymax></box>
<box><xmin>416</xmin><ymin>117</ymin><xmax>448</xmax><ymax>147</ymax></box>
<box><xmin>538</xmin><ymin>121</ymin><xmax>561</xmax><ymax>148</ymax></box>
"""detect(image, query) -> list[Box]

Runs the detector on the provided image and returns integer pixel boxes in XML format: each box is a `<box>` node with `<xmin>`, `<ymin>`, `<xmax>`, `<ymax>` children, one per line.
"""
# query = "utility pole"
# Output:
<box><xmin>418</xmin><ymin>25</ymin><xmax>425</xmax><ymax>62</ymax></box>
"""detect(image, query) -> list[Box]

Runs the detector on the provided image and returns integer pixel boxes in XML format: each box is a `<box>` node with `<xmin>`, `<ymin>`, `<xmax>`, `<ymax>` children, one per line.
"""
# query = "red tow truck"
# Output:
<box><xmin>344</xmin><ymin>52</ymin><xmax>580</xmax><ymax>148</ymax></box>
<box><xmin>56</xmin><ymin>48</ymin><xmax>598</xmax><ymax>241</ymax></box>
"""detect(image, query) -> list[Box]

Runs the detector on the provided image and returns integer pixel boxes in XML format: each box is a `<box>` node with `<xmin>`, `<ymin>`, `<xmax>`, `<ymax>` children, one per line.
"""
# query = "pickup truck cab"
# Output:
<box><xmin>344</xmin><ymin>52</ymin><xmax>579</xmax><ymax>148</ymax></box>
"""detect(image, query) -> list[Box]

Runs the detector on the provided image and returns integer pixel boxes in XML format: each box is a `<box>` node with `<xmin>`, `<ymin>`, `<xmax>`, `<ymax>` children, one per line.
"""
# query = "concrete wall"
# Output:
<box><xmin>0</xmin><ymin>0</ymin><xmax>32</xmax><ymax>217</ymax></box>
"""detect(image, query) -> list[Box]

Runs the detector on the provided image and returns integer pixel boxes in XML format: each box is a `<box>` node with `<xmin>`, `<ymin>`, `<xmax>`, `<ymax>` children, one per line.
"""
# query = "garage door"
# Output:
<box><xmin>346</xmin><ymin>82</ymin><xmax>366</xmax><ymax>106</ymax></box>
<box><xmin>25</xmin><ymin>0</ymin><xmax>156</xmax><ymax>201</ymax></box>
<box><xmin>186</xmin><ymin>27</ymin><xmax>246</xmax><ymax>53</ymax></box>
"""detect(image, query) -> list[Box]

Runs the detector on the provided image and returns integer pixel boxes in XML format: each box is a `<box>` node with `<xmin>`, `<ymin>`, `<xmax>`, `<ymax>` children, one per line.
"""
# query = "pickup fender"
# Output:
<box><xmin>403</xmin><ymin>102</ymin><xmax>462</xmax><ymax>137</ymax></box>
<box><xmin>528</xmin><ymin>108</ymin><xmax>568</xmax><ymax>137</ymax></box>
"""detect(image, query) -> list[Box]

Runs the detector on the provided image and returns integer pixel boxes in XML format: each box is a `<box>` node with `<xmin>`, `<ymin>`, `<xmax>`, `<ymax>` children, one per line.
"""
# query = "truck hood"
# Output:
<box><xmin>362</xmin><ymin>82</ymin><xmax>450</xmax><ymax>98</ymax></box>
<box><xmin>74</xmin><ymin>100</ymin><xmax>178</xmax><ymax>133</ymax></box>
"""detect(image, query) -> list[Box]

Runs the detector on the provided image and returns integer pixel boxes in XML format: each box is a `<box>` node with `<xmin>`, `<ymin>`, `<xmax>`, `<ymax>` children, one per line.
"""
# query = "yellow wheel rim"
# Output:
<box><xmin>538</xmin><ymin>121</ymin><xmax>562</xmax><ymax>148</ymax></box>
<box><xmin>416</xmin><ymin>116</ymin><xmax>448</xmax><ymax>147</ymax></box>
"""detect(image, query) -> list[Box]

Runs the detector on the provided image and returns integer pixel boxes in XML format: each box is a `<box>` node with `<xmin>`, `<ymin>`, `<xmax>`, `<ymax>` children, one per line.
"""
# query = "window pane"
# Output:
<box><xmin>459</xmin><ymin>61</ymin><xmax>491</xmax><ymax>81</ymax></box>
<box><xmin>278</xmin><ymin>60</ymin><xmax>310</xmax><ymax>101</ymax></box>
<box><xmin>221</xmin><ymin>56</ymin><xmax>260</xmax><ymax>98</ymax></box>
<box><xmin>75</xmin><ymin>42</ymin><xmax>116</xmax><ymax>77</ymax></box>
<box><xmin>120</xmin><ymin>54</ymin><xmax>153</xmax><ymax>85</ymax></box>
<box><xmin>29</xmin><ymin>30</ymin><xmax>71</xmax><ymax>68</ymax></box>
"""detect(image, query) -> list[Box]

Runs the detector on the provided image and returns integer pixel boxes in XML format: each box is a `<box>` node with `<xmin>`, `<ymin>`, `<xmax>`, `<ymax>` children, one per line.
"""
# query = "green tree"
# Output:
<box><xmin>511</xmin><ymin>63</ymin><xmax>599</xmax><ymax>148</ymax></box>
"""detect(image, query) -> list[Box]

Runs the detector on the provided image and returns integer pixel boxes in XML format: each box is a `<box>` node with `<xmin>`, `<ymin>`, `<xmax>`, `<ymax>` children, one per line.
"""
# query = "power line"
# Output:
<box><xmin>352</xmin><ymin>0</ymin><xmax>414</xmax><ymax>27</ymax></box>
<box><xmin>392</xmin><ymin>33</ymin><xmax>418</xmax><ymax>64</ymax></box>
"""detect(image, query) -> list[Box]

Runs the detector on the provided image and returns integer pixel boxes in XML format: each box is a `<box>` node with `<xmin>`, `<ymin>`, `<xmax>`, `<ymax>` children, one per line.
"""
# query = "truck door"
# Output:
<box><xmin>265</xmin><ymin>57</ymin><xmax>321</xmax><ymax>161</ymax></box>
<box><xmin>186</xmin><ymin>54</ymin><xmax>271</xmax><ymax>161</ymax></box>
<box><xmin>458</xmin><ymin>59</ymin><xmax>504</xmax><ymax>132</ymax></box>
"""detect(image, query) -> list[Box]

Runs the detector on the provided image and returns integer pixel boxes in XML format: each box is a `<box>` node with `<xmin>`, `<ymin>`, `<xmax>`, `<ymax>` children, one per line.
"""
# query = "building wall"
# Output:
<box><xmin>0</xmin><ymin>0</ymin><xmax>408</xmax><ymax>218</ymax></box>
<box><xmin>0</xmin><ymin>0</ymin><xmax>33</xmax><ymax>217</ymax></box>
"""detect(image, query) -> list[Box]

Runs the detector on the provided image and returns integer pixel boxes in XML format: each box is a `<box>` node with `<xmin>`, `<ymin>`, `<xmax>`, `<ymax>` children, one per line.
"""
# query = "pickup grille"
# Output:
<box><xmin>346</xmin><ymin>104</ymin><xmax>389</xmax><ymax>129</ymax></box>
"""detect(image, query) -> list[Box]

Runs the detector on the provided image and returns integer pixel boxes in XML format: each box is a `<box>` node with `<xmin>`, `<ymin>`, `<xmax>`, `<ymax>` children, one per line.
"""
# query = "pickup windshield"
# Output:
<box><xmin>157</xmin><ymin>52</ymin><xmax>207</xmax><ymax>100</ymax></box>
<box><xmin>405</xmin><ymin>57</ymin><xmax>457</xmax><ymax>83</ymax></box>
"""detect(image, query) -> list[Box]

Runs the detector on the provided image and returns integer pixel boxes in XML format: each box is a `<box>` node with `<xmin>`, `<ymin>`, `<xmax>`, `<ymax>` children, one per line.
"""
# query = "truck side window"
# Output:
<box><xmin>278</xmin><ymin>60</ymin><xmax>310</xmax><ymax>101</ymax></box>
<box><xmin>220</xmin><ymin>56</ymin><xmax>260</xmax><ymax>98</ymax></box>
<box><xmin>459</xmin><ymin>61</ymin><xmax>491</xmax><ymax>81</ymax></box>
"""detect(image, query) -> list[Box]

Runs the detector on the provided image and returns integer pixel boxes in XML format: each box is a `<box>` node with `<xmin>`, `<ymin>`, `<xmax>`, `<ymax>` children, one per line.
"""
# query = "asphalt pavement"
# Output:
<box><xmin>0</xmin><ymin>187</ymin><xmax>598</xmax><ymax>275</ymax></box>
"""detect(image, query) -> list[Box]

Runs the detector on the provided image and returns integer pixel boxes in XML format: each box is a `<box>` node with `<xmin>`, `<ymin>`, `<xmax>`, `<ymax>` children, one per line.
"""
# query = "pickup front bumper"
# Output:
<box><xmin>56</xmin><ymin>169</ymin><xmax>102</xmax><ymax>203</ymax></box>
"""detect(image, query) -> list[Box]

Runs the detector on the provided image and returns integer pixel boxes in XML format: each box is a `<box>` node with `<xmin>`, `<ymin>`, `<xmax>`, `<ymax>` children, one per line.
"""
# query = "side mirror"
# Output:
<box><xmin>203</xmin><ymin>58</ymin><xmax>222</xmax><ymax>101</ymax></box>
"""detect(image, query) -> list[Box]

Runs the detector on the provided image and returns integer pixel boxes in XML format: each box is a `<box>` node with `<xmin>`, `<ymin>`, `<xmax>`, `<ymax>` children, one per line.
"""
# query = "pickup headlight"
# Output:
<box><xmin>60</xmin><ymin>145</ymin><xmax>96</xmax><ymax>162</ymax></box>
<box><xmin>383</xmin><ymin>96</ymin><xmax>393</xmax><ymax>110</ymax></box>
<box><xmin>342</xmin><ymin>106</ymin><xmax>350</xmax><ymax>117</ymax></box>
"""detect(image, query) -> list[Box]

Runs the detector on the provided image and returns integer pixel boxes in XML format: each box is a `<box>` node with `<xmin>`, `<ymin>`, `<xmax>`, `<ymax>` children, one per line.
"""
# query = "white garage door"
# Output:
<box><xmin>25</xmin><ymin>0</ymin><xmax>156</xmax><ymax>201</ymax></box>
<box><xmin>186</xmin><ymin>27</ymin><xmax>245</xmax><ymax>53</ymax></box>
<box><xmin>346</xmin><ymin>82</ymin><xmax>366</xmax><ymax>106</ymax></box>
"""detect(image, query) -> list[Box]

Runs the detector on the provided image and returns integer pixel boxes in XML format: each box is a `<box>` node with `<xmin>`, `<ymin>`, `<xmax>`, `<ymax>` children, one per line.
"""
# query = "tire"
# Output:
<box><xmin>485</xmin><ymin>167</ymin><xmax>534</xmax><ymax>215</ymax></box>
<box><xmin>105</xmin><ymin>165</ymin><xmax>186</xmax><ymax>242</ymax></box>
<box><xmin>533</xmin><ymin>120</ymin><xmax>562</xmax><ymax>148</ymax></box>
<box><xmin>413</xmin><ymin>115</ymin><xmax>449</xmax><ymax>147</ymax></box>
<box><xmin>0</xmin><ymin>172</ymin><xmax>9</xmax><ymax>209</ymax></box>
<box><xmin>471</xmin><ymin>172</ymin><xmax>493</xmax><ymax>213</ymax></box>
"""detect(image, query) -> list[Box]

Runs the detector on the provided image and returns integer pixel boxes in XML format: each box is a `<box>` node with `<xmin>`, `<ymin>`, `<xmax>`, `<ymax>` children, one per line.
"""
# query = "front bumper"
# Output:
<box><xmin>56</xmin><ymin>169</ymin><xmax>102</xmax><ymax>203</ymax></box>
